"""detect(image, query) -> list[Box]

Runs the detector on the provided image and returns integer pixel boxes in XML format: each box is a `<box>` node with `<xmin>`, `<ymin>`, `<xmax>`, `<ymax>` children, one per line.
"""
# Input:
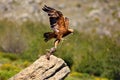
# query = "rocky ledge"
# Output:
<box><xmin>9</xmin><ymin>55</ymin><xmax>70</xmax><ymax>80</ymax></box>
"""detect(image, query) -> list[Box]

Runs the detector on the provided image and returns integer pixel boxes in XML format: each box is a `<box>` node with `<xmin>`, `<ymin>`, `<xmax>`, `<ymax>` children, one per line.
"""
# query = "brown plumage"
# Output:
<box><xmin>42</xmin><ymin>5</ymin><xmax>74</xmax><ymax>49</ymax></box>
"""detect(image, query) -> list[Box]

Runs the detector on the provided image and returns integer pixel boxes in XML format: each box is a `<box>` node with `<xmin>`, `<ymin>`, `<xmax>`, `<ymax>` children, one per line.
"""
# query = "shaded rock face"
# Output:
<box><xmin>9</xmin><ymin>55</ymin><xmax>70</xmax><ymax>80</ymax></box>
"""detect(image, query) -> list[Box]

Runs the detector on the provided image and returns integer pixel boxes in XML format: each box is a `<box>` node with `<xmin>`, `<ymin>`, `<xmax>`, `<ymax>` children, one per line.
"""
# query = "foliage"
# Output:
<box><xmin>0</xmin><ymin>20</ymin><xmax>120</xmax><ymax>80</ymax></box>
<box><xmin>0</xmin><ymin>63</ymin><xmax>21</xmax><ymax>80</ymax></box>
<box><xmin>65</xmin><ymin>72</ymin><xmax>108</xmax><ymax>80</ymax></box>
<box><xmin>102</xmin><ymin>40</ymin><xmax>120</xmax><ymax>80</ymax></box>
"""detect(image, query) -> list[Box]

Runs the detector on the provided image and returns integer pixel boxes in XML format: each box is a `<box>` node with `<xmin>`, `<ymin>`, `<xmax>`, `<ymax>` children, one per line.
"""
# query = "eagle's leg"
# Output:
<box><xmin>54</xmin><ymin>39</ymin><xmax>60</xmax><ymax>49</ymax></box>
<box><xmin>46</xmin><ymin>39</ymin><xmax>60</xmax><ymax>60</ymax></box>
<box><xmin>46</xmin><ymin>34</ymin><xmax>62</xmax><ymax>60</ymax></box>
<box><xmin>54</xmin><ymin>33</ymin><xmax>62</xmax><ymax>48</ymax></box>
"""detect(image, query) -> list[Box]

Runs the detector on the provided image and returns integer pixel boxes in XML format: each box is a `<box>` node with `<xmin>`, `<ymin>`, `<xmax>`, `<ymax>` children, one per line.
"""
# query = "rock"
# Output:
<box><xmin>118</xmin><ymin>11</ymin><xmax>120</xmax><ymax>18</ymax></box>
<box><xmin>9</xmin><ymin>55</ymin><xmax>70</xmax><ymax>80</ymax></box>
<box><xmin>88</xmin><ymin>9</ymin><xmax>102</xmax><ymax>18</ymax></box>
<box><xmin>0</xmin><ymin>3</ymin><xmax>7</xmax><ymax>12</ymax></box>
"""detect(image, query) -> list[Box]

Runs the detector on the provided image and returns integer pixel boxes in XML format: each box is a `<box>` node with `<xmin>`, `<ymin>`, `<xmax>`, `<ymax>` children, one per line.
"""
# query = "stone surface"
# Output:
<box><xmin>9</xmin><ymin>55</ymin><xmax>70</xmax><ymax>80</ymax></box>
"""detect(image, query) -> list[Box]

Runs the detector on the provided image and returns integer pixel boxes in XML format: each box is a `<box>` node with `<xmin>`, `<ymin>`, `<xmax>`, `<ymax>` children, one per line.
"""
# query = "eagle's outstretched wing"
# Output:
<box><xmin>42</xmin><ymin>5</ymin><xmax>67</xmax><ymax>32</ymax></box>
<box><xmin>42</xmin><ymin>5</ymin><xmax>73</xmax><ymax>49</ymax></box>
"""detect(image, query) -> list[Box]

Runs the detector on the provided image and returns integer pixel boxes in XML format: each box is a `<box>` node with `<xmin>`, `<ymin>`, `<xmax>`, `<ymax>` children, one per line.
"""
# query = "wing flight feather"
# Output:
<box><xmin>42</xmin><ymin>5</ymin><xmax>66</xmax><ymax>31</ymax></box>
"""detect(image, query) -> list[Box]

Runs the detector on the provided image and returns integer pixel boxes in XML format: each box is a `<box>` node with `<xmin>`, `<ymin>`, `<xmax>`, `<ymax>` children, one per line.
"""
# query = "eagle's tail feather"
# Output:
<box><xmin>44</xmin><ymin>32</ymin><xmax>56</xmax><ymax>42</ymax></box>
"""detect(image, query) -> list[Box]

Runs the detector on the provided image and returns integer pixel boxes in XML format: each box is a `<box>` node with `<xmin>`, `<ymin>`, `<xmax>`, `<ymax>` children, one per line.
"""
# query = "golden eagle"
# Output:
<box><xmin>42</xmin><ymin>5</ymin><xmax>74</xmax><ymax>49</ymax></box>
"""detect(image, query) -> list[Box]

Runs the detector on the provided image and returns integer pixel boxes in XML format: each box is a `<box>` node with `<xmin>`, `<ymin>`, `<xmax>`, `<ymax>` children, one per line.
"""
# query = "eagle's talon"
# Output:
<box><xmin>46</xmin><ymin>52</ymin><xmax>51</xmax><ymax>60</ymax></box>
<box><xmin>46</xmin><ymin>47</ymin><xmax>56</xmax><ymax>60</ymax></box>
<box><xmin>50</xmin><ymin>47</ymin><xmax>56</xmax><ymax>53</ymax></box>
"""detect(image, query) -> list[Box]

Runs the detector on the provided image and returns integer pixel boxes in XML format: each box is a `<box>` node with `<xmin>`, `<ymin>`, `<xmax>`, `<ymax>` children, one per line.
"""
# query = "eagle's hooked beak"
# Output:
<box><xmin>68</xmin><ymin>29</ymin><xmax>74</xmax><ymax>35</ymax></box>
<box><xmin>68</xmin><ymin>29</ymin><xmax>74</xmax><ymax>33</ymax></box>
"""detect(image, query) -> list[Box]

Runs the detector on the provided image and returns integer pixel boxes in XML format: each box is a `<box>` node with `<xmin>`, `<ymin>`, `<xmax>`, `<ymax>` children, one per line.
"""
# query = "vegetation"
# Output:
<box><xmin>0</xmin><ymin>20</ymin><xmax>120</xmax><ymax>80</ymax></box>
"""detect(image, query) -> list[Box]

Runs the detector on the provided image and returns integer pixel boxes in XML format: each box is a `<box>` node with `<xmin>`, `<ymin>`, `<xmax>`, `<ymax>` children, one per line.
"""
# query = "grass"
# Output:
<box><xmin>65</xmin><ymin>72</ymin><xmax>108</xmax><ymax>80</ymax></box>
<box><xmin>0</xmin><ymin>52</ymin><xmax>31</xmax><ymax>80</ymax></box>
<box><xmin>0</xmin><ymin>20</ymin><xmax>120</xmax><ymax>80</ymax></box>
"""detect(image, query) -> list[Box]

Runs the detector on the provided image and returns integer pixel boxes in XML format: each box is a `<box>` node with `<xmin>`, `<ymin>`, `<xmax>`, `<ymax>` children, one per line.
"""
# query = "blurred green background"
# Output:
<box><xmin>0</xmin><ymin>0</ymin><xmax>120</xmax><ymax>80</ymax></box>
